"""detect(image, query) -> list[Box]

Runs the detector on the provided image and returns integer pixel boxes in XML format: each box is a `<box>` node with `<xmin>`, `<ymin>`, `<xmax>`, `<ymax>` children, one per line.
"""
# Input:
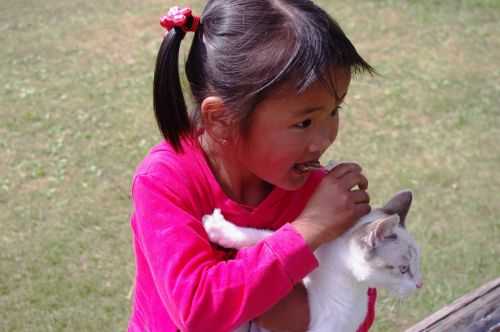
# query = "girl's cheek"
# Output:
<box><xmin>274</xmin><ymin>134</ymin><xmax>304</xmax><ymax>152</ymax></box>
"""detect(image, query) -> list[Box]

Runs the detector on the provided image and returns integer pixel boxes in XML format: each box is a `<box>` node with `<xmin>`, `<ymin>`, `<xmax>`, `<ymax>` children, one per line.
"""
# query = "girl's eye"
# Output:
<box><xmin>295</xmin><ymin>119</ymin><xmax>312</xmax><ymax>129</ymax></box>
<box><xmin>331</xmin><ymin>105</ymin><xmax>342</xmax><ymax>117</ymax></box>
<box><xmin>399</xmin><ymin>265</ymin><xmax>409</xmax><ymax>274</ymax></box>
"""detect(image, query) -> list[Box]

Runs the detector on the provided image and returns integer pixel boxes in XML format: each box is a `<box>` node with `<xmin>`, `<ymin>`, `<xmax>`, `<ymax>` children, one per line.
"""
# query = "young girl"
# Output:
<box><xmin>128</xmin><ymin>1</ymin><xmax>375</xmax><ymax>331</ymax></box>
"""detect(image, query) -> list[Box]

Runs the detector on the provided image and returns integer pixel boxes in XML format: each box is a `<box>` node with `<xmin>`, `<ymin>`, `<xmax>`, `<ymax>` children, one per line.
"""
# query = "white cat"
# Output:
<box><xmin>202</xmin><ymin>190</ymin><xmax>422</xmax><ymax>332</ymax></box>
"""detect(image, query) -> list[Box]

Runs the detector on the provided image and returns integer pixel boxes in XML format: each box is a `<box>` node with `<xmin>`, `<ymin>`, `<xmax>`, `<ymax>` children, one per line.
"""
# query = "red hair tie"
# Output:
<box><xmin>160</xmin><ymin>6</ymin><xmax>200</xmax><ymax>33</ymax></box>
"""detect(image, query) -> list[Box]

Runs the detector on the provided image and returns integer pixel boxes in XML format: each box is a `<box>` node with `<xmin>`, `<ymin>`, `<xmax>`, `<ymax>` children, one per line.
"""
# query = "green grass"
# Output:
<box><xmin>1</xmin><ymin>0</ymin><xmax>499</xmax><ymax>331</ymax></box>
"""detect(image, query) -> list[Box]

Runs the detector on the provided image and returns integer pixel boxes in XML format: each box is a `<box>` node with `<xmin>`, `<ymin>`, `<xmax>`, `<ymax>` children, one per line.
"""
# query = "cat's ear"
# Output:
<box><xmin>362</xmin><ymin>215</ymin><xmax>400</xmax><ymax>249</ymax></box>
<box><xmin>382</xmin><ymin>190</ymin><xmax>413</xmax><ymax>228</ymax></box>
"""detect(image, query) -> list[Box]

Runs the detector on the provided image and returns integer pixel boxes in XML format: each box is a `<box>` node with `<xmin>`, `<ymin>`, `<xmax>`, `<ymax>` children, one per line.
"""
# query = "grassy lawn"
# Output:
<box><xmin>1</xmin><ymin>0</ymin><xmax>499</xmax><ymax>331</ymax></box>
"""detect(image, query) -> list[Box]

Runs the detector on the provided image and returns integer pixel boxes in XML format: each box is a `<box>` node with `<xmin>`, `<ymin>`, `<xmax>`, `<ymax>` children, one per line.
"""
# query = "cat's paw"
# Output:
<box><xmin>202</xmin><ymin>209</ymin><xmax>240</xmax><ymax>249</ymax></box>
<box><xmin>202</xmin><ymin>214</ymin><xmax>226</xmax><ymax>245</ymax></box>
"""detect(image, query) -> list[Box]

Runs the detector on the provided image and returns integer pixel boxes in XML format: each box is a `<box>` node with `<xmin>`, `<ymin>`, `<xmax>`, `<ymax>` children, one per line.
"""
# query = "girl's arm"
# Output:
<box><xmin>202</xmin><ymin>210</ymin><xmax>310</xmax><ymax>331</ymax></box>
<box><xmin>132</xmin><ymin>172</ymin><xmax>318</xmax><ymax>332</ymax></box>
<box><xmin>256</xmin><ymin>282</ymin><xmax>310</xmax><ymax>332</ymax></box>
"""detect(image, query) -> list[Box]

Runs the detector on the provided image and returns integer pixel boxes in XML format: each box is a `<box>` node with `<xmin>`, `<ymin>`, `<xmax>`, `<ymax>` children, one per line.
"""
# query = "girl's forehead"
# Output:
<box><xmin>271</xmin><ymin>67</ymin><xmax>351</xmax><ymax>100</ymax></box>
<box><xmin>267</xmin><ymin>67</ymin><xmax>351</xmax><ymax>104</ymax></box>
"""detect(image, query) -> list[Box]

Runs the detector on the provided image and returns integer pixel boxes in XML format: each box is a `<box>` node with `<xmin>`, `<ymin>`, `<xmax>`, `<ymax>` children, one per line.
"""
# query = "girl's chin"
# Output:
<box><xmin>279</xmin><ymin>167</ymin><xmax>312</xmax><ymax>190</ymax></box>
<box><xmin>260</xmin><ymin>166</ymin><xmax>312</xmax><ymax>191</ymax></box>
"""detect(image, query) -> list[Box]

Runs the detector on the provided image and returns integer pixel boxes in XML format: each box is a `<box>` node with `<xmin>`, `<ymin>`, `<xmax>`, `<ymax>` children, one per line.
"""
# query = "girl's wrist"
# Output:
<box><xmin>290</xmin><ymin>220</ymin><xmax>323</xmax><ymax>251</ymax></box>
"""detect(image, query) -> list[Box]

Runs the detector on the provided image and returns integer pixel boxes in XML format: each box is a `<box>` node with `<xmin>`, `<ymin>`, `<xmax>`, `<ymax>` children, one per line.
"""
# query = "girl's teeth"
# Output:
<box><xmin>295</xmin><ymin>161</ymin><xmax>322</xmax><ymax>172</ymax></box>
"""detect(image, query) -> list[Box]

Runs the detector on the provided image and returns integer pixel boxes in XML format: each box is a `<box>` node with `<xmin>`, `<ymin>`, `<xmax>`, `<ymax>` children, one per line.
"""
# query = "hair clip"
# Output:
<box><xmin>160</xmin><ymin>6</ymin><xmax>200</xmax><ymax>33</ymax></box>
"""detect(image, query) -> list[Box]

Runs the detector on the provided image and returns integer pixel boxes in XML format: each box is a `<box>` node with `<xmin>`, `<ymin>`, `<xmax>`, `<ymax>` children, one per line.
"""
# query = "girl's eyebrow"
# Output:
<box><xmin>297</xmin><ymin>107</ymin><xmax>323</xmax><ymax>115</ymax></box>
<box><xmin>296</xmin><ymin>92</ymin><xmax>347</xmax><ymax>115</ymax></box>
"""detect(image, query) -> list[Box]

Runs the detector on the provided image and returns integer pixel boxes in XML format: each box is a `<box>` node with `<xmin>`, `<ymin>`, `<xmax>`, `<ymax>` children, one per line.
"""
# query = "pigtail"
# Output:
<box><xmin>153</xmin><ymin>28</ymin><xmax>191</xmax><ymax>153</ymax></box>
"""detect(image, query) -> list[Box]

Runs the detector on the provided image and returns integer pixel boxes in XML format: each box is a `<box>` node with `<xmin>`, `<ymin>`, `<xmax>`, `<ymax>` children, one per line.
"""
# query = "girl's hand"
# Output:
<box><xmin>292</xmin><ymin>163</ymin><xmax>370</xmax><ymax>250</ymax></box>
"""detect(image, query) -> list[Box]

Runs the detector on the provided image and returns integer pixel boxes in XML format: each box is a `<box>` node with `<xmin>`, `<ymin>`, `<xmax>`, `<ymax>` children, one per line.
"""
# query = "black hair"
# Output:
<box><xmin>154</xmin><ymin>0</ymin><xmax>375</xmax><ymax>152</ymax></box>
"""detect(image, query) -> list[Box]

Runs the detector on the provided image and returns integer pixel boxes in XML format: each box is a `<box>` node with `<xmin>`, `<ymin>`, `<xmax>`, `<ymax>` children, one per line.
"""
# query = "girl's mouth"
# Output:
<box><xmin>293</xmin><ymin>160</ymin><xmax>322</xmax><ymax>174</ymax></box>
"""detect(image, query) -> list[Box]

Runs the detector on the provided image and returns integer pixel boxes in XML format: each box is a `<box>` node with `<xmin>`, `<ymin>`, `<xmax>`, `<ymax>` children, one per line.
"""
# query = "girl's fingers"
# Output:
<box><xmin>351</xmin><ymin>190</ymin><xmax>370</xmax><ymax>204</ymax></box>
<box><xmin>339</xmin><ymin>172</ymin><xmax>369</xmax><ymax>191</ymax></box>
<box><xmin>328</xmin><ymin>162</ymin><xmax>362</xmax><ymax>179</ymax></box>
<box><xmin>354</xmin><ymin>203</ymin><xmax>371</xmax><ymax>218</ymax></box>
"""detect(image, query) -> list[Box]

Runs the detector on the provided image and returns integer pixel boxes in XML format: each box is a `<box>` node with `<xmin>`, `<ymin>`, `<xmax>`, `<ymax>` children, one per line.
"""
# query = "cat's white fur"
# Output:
<box><xmin>202</xmin><ymin>191</ymin><xmax>422</xmax><ymax>332</ymax></box>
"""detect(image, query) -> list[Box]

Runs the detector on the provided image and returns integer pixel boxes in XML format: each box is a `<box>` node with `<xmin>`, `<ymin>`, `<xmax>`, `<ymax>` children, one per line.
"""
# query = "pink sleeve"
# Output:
<box><xmin>132</xmin><ymin>173</ymin><xmax>318</xmax><ymax>332</ymax></box>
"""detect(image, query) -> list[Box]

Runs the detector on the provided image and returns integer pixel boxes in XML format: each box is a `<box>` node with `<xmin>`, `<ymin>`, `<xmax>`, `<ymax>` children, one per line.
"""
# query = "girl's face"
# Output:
<box><xmin>237</xmin><ymin>68</ymin><xmax>351</xmax><ymax>191</ymax></box>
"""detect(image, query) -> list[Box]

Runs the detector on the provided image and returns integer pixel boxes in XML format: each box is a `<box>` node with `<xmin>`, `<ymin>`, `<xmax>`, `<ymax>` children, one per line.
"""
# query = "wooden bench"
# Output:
<box><xmin>405</xmin><ymin>277</ymin><xmax>500</xmax><ymax>332</ymax></box>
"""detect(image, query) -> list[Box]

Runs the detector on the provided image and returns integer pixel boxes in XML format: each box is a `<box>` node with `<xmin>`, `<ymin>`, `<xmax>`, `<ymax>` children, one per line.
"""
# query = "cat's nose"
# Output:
<box><xmin>416</xmin><ymin>281</ymin><xmax>423</xmax><ymax>289</ymax></box>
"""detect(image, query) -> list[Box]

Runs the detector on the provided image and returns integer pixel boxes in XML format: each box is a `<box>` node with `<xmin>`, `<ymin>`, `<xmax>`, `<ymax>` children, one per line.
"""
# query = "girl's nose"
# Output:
<box><xmin>308</xmin><ymin>127</ymin><xmax>336</xmax><ymax>153</ymax></box>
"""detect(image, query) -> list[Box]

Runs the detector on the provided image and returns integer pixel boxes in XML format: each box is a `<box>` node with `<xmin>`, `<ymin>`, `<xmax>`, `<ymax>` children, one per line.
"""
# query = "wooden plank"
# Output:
<box><xmin>435</xmin><ymin>287</ymin><xmax>500</xmax><ymax>331</ymax></box>
<box><xmin>405</xmin><ymin>277</ymin><xmax>500</xmax><ymax>332</ymax></box>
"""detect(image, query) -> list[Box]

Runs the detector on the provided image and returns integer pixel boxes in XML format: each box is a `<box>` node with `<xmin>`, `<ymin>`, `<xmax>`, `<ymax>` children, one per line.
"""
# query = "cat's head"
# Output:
<box><xmin>348</xmin><ymin>190</ymin><xmax>422</xmax><ymax>298</ymax></box>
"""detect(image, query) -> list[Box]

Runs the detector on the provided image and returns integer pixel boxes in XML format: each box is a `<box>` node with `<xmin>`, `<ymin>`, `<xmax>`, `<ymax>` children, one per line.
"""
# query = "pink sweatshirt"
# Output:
<box><xmin>127</xmin><ymin>135</ymin><xmax>376</xmax><ymax>332</ymax></box>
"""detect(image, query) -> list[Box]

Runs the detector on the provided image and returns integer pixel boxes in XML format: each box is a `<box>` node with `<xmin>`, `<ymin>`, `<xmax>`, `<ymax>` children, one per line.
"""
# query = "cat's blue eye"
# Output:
<box><xmin>295</xmin><ymin>119</ymin><xmax>312</xmax><ymax>129</ymax></box>
<box><xmin>399</xmin><ymin>265</ymin><xmax>409</xmax><ymax>274</ymax></box>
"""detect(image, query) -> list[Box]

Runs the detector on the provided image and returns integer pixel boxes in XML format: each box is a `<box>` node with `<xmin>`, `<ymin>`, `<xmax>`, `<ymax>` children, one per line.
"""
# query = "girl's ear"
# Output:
<box><xmin>201</xmin><ymin>96</ymin><xmax>234</xmax><ymax>145</ymax></box>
